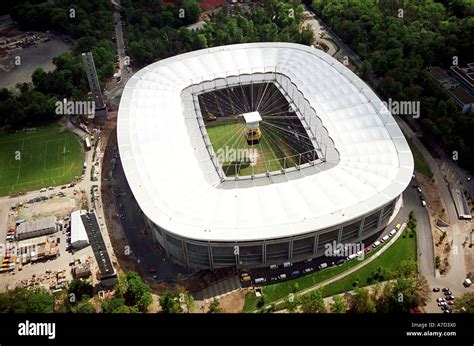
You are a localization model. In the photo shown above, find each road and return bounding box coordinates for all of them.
[303,10,337,57]
[396,116,472,312]
[106,0,131,107]
[304,6,362,67]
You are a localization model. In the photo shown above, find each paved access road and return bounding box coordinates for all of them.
[396,116,472,312]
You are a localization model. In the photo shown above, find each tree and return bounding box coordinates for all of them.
[300,289,326,313]
[453,292,474,313]
[284,294,299,313]
[179,0,202,25]
[208,298,222,313]
[68,279,93,303]
[348,288,376,313]
[330,295,347,313]
[102,297,127,313]
[115,272,152,312]
[179,290,195,313]
[159,293,183,313]
[70,297,96,313]
[28,289,55,313]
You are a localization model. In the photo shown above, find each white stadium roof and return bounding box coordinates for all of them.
[117,42,414,242]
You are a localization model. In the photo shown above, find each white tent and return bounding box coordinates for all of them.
[70,210,89,249]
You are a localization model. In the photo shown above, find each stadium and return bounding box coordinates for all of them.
[117,42,414,270]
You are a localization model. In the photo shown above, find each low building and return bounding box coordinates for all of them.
[448,86,474,113]
[72,263,92,279]
[451,63,474,94]
[427,64,474,113]
[16,216,57,241]
[17,236,59,263]
[70,210,89,250]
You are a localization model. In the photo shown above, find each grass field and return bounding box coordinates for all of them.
[242,226,417,312]
[407,138,433,178]
[206,120,300,176]
[0,124,84,196]
[320,227,417,298]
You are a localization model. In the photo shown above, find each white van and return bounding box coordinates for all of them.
[318,262,328,270]
[421,200,427,207]
[381,235,390,243]
[283,262,292,268]
[278,273,287,280]
[254,277,267,284]
[389,229,397,237]
[347,253,357,261]
[372,241,381,248]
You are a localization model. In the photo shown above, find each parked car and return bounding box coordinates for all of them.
[432,287,440,292]
[442,287,450,292]
[303,267,313,273]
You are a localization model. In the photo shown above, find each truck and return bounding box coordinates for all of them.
[464,278,472,287]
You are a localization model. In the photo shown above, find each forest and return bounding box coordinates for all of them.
[312,0,474,171]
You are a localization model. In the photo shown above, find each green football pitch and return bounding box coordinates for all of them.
[206,121,301,176]
[0,124,84,196]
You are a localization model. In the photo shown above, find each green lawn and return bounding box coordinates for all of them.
[243,226,417,312]
[407,138,433,178]
[242,244,386,312]
[0,124,84,196]
[320,228,417,298]
[206,120,301,176]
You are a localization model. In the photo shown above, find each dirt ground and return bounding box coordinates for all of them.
[15,192,85,221]
[218,289,246,313]
[417,174,452,273]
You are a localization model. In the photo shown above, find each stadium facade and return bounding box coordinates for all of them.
[117,43,414,270]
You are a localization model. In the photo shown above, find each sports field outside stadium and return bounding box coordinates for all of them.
[0,124,84,196]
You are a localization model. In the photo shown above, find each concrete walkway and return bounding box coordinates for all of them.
[257,223,407,311]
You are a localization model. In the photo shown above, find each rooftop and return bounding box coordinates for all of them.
[117,43,414,242]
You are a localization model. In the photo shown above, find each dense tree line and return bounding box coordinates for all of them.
[312,0,474,172]
[122,0,314,66]
[282,260,430,313]
[0,272,153,313]
[0,0,115,130]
